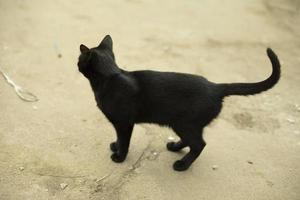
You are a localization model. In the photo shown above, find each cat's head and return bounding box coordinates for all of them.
[77,35,116,79]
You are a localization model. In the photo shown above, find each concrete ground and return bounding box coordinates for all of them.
[0,0,299,199]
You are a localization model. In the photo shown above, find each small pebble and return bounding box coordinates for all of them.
[212,165,218,170]
[32,105,38,110]
[147,150,159,161]
[295,104,300,112]
[60,183,68,190]
[168,136,175,141]
[286,118,295,124]
[247,161,253,165]
[19,166,25,171]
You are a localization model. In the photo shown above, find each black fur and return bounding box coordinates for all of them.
[77,35,281,171]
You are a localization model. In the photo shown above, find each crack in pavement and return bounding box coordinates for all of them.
[91,136,162,200]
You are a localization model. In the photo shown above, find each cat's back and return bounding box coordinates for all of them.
[130,69,221,105]
[130,70,214,92]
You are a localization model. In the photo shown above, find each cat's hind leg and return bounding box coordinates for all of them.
[172,126,206,171]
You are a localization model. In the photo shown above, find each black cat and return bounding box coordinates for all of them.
[77,35,280,171]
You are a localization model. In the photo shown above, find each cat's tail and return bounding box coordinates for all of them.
[219,48,281,97]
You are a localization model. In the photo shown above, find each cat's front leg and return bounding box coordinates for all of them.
[110,122,134,163]
[167,141,187,152]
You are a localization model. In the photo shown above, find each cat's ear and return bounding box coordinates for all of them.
[98,35,113,50]
[80,44,90,53]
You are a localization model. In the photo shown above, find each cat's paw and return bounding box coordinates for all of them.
[167,142,182,152]
[111,153,126,163]
[110,142,118,152]
[173,160,189,171]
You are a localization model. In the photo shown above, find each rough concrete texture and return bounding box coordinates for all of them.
[0,0,299,199]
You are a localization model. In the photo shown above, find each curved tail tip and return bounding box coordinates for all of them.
[266,47,276,58]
